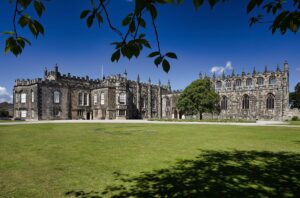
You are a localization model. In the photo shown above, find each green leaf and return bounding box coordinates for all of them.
[29,22,38,37]
[1,31,14,35]
[154,56,163,66]
[87,14,94,28]
[16,38,25,48]
[111,50,121,62]
[149,4,157,19]
[139,18,146,28]
[162,59,170,73]
[33,20,44,35]
[34,0,45,17]
[165,52,177,59]
[247,0,263,13]
[122,14,132,26]
[208,0,218,8]
[18,15,31,28]
[148,51,160,57]
[193,0,204,9]
[80,10,90,19]
[129,21,136,33]
[96,13,103,27]
[19,0,32,9]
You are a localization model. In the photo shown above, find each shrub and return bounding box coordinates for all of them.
[291,116,299,121]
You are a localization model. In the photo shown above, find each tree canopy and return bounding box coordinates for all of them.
[2,0,300,72]
[290,82,300,109]
[177,77,220,119]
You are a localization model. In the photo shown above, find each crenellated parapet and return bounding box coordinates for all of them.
[211,63,289,92]
[14,78,42,86]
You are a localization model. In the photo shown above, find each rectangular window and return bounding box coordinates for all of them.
[15,93,20,103]
[100,93,105,105]
[83,93,87,106]
[94,94,97,105]
[31,110,34,118]
[21,110,27,118]
[31,91,34,103]
[119,110,126,116]
[119,93,126,105]
[54,91,60,104]
[79,93,83,105]
[21,93,26,104]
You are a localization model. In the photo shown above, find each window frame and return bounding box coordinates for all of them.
[119,93,126,105]
[21,93,26,104]
[266,93,275,109]
[53,91,60,104]
[242,95,250,110]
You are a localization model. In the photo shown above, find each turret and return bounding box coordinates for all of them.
[44,67,48,77]
[284,61,289,72]
[276,64,281,72]
[221,70,225,79]
[199,72,202,79]
[264,65,268,74]
[242,68,245,76]
[137,74,140,83]
[167,80,171,93]
[124,68,127,79]
[212,72,216,80]
[252,67,256,75]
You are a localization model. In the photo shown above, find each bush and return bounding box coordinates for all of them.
[0,109,9,117]
[291,116,299,121]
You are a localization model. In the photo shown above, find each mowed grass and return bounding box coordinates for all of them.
[0,124,300,197]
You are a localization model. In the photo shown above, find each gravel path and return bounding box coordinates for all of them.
[0,119,299,128]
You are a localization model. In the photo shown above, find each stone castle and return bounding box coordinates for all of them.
[13,62,293,121]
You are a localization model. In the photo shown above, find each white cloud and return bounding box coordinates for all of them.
[210,61,233,75]
[0,86,12,103]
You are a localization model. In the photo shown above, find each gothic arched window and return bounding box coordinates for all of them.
[257,77,264,86]
[242,94,250,109]
[53,91,60,104]
[216,81,222,89]
[246,78,252,86]
[269,76,276,85]
[221,96,228,110]
[266,93,275,109]
[235,79,242,87]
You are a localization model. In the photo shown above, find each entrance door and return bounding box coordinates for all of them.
[87,112,90,120]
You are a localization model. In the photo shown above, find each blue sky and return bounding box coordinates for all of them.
[0,0,299,102]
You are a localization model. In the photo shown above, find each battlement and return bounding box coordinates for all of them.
[14,78,42,86]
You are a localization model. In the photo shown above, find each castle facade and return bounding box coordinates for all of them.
[13,62,291,121]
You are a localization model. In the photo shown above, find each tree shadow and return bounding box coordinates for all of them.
[65,150,300,198]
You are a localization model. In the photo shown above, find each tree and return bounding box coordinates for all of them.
[177,77,220,120]
[2,0,300,72]
[290,82,300,109]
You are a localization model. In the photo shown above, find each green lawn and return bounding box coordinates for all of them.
[0,124,300,198]
[289,121,300,125]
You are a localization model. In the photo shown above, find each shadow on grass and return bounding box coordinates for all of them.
[65,150,300,198]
